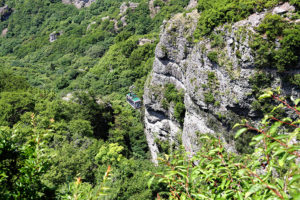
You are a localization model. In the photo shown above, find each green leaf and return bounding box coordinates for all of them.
[253,134,264,141]
[269,122,281,135]
[193,194,208,199]
[273,148,285,156]
[233,123,241,129]
[278,159,284,167]
[294,98,300,106]
[235,128,248,138]
[238,169,246,176]
[290,174,300,185]
[147,176,155,189]
[273,135,289,140]
[258,91,273,100]
[291,192,300,200]
[245,184,263,198]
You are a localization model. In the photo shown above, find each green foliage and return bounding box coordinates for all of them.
[202,71,219,105]
[1,0,299,199]
[290,74,300,87]
[174,101,185,125]
[95,143,124,164]
[207,51,218,63]
[108,100,149,159]
[58,166,112,200]
[121,38,138,58]
[256,14,286,40]
[0,70,30,92]
[0,119,50,199]
[163,84,186,124]
[154,0,165,7]
[106,159,164,200]
[164,84,181,103]
[204,91,215,104]
[214,100,220,107]
[150,92,300,199]
[194,0,281,38]
[251,16,300,71]
[249,71,272,95]
[0,91,35,126]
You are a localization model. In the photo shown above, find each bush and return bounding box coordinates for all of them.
[251,18,300,71]
[195,0,281,37]
[164,84,180,103]
[149,91,300,199]
[290,74,300,87]
[207,51,218,63]
[174,101,185,125]
[249,72,272,95]
[164,84,185,124]
[204,91,215,104]
[153,0,165,7]
[256,14,286,40]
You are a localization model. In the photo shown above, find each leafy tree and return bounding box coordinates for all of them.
[95,143,124,164]
[0,116,51,199]
[0,91,35,126]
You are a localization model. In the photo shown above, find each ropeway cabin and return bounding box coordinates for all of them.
[126,92,141,109]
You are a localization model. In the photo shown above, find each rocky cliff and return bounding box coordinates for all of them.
[143,5,299,163]
[62,0,95,8]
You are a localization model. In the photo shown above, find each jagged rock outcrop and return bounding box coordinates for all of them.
[120,2,139,15]
[144,5,299,164]
[100,2,139,31]
[0,5,12,21]
[186,0,198,10]
[273,2,295,14]
[87,21,96,31]
[139,38,153,46]
[149,0,169,18]
[118,2,139,28]
[62,0,95,9]
[49,31,63,42]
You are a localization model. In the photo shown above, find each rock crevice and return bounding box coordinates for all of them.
[143,5,299,163]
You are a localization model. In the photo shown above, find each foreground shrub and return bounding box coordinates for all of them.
[149,90,300,199]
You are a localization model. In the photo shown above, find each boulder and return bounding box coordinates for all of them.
[273,2,295,14]
[0,5,12,21]
[62,0,95,9]
[49,31,63,42]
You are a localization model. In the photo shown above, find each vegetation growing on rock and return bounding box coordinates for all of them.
[0,0,299,199]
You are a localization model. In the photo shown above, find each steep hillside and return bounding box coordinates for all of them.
[144,2,300,163]
[0,0,299,199]
[0,0,191,199]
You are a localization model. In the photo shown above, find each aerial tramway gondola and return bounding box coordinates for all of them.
[126,92,141,109]
[126,86,141,109]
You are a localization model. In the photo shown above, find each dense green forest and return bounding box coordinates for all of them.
[0,0,189,198]
[0,0,299,199]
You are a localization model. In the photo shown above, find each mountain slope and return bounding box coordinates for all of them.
[144,2,300,163]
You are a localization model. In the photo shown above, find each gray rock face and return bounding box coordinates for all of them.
[62,0,95,9]
[139,38,153,46]
[143,8,299,163]
[120,2,139,15]
[0,5,12,21]
[49,31,63,42]
[272,2,295,14]
[149,0,169,18]
[186,0,198,10]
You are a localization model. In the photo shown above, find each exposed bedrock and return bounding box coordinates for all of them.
[143,5,299,163]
